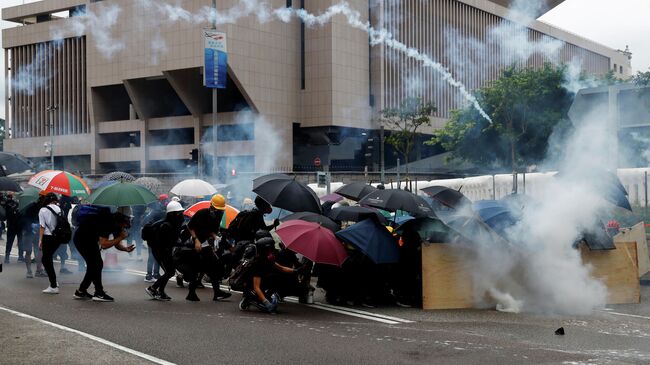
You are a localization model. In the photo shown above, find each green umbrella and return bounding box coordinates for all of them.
[87,181,157,207]
[17,187,41,212]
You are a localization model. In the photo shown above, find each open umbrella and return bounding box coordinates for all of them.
[134,177,162,193]
[0,177,21,192]
[473,200,519,236]
[28,170,90,197]
[420,186,471,209]
[281,212,340,232]
[100,171,136,182]
[319,193,343,203]
[359,189,433,217]
[92,180,117,191]
[0,152,34,176]
[439,212,510,247]
[555,170,632,211]
[335,219,400,264]
[170,179,217,197]
[396,217,461,243]
[87,181,157,207]
[183,201,240,229]
[253,173,321,214]
[276,220,347,267]
[16,187,40,211]
[335,182,377,201]
[327,206,388,225]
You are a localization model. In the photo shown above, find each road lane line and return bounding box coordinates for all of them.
[599,310,650,320]
[0,305,176,365]
[308,301,416,323]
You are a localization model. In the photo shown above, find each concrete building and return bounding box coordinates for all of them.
[1,0,632,177]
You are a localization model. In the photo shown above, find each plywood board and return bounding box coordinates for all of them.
[421,243,474,310]
[581,242,640,305]
[614,222,650,277]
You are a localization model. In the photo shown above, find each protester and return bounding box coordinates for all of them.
[38,193,64,294]
[185,194,231,302]
[21,199,43,278]
[227,196,279,243]
[131,204,146,262]
[55,195,74,275]
[142,195,168,282]
[72,206,134,302]
[144,201,185,301]
[3,193,23,263]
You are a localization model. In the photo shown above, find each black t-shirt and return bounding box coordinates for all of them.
[187,208,223,243]
[73,214,123,247]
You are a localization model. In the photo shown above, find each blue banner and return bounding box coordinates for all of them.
[204,30,227,89]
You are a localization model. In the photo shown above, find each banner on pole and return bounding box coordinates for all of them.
[204,29,228,89]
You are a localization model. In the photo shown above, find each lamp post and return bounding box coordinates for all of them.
[46,105,57,169]
[211,0,219,181]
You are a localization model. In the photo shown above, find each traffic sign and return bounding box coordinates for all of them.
[314,157,321,167]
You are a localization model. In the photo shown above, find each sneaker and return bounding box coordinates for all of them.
[42,286,59,294]
[26,272,34,278]
[3,257,9,264]
[35,270,48,278]
[60,268,73,275]
[175,276,185,288]
[213,290,232,301]
[156,292,172,301]
[396,300,413,308]
[153,273,161,280]
[186,292,200,302]
[145,286,158,299]
[92,292,114,302]
[144,274,156,283]
[73,290,93,300]
[17,257,25,263]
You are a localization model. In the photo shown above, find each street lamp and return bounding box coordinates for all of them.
[46,105,58,169]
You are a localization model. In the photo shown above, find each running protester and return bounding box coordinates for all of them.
[72,206,134,302]
[38,193,63,294]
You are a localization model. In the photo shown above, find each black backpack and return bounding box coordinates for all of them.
[141,219,165,242]
[228,244,258,291]
[45,206,72,244]
[227,209,258,242]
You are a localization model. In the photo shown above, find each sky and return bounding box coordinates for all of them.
[0,0,649,120]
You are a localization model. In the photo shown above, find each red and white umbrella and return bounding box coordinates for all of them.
[28,170,91,197]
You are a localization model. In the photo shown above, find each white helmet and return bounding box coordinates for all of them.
[166,201,184,213]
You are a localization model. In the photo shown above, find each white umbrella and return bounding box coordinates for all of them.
[170,179,217,197]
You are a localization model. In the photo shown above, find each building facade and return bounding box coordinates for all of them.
[2,0,632,176]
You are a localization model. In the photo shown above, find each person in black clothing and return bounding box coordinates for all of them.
[186,194,231,302]
[144,201,185,301]
[72,207,135,302]
[20,200,44,278]
[228,196,279,243]
[3,193,23,263]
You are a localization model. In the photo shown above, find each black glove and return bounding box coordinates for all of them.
[273,218,280,227]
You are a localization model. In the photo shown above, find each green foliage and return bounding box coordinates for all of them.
[380,97,436,176]
[428,64,573,170]
[633,68,650,86]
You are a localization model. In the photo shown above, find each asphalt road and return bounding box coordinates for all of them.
[2,247,650,365]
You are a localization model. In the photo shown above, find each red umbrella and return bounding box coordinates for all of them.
[275,220,348,267]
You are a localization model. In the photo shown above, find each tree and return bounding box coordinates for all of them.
[633,68,650,86]
[428,64,573,171]
[379,97,436,181]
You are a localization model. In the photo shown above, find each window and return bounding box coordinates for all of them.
[620,65,623,74]
[286,0,292,7]
[217,123,255,141]
[613,63,617,71]
[300,0,305,90]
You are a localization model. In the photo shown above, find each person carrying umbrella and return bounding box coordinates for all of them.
[3,193,23,263]
[144,201,185,301]
[185,194,232,302]
[72,206,135,302]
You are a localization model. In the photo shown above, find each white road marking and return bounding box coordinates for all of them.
[0,305,176,365]
[600,310,650,320]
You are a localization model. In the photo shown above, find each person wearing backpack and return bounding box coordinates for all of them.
[144,201,185,301]
[227,196,279,244]
[38,193,65,294]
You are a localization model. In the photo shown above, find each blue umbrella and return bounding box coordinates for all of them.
[472,200,519,236]
[335,219,400,264]
[394,214,415,225]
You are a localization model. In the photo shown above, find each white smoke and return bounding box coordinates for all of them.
[12,45,51,95]
[630,132,650,163]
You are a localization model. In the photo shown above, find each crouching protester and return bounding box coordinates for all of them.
[184,194,232,302]
[232,235,301,314]
[72,206,134,302]
[143,201,185,301]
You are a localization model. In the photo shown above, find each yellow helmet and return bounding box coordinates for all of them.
[210,194,226,210]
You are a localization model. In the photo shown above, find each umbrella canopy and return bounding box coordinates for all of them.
[0,152,34,176]
[440,212,510,247]
[87,181,157,207]
[183,201,240,229]
[17,187,40,212]
[420,185,471,209]
[319,193,343,203]
[396,217,460,243]
[276,220,348,267]
[134,177,162,193]
[335,182,377,201]
[281,212,340,232]
[0,177,21,192]
[253,173,321,214]
[28,170,90,197]
[170,179,217,197]
[359,189,434,217]
[336,218,400,264]
[100,171,136,182]
[327,206,388,225]
[473,200,519,236]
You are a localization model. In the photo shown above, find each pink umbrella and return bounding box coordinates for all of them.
[275,220,348,267]
[319,193,343,203]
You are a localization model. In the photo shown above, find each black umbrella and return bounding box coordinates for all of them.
[420,186,471,209]
[396,217,461,243]
[335,182,377,201]
[358,189,434,217]
[282,212,340,232]
[0,152,33,176]
[0,177,21,192]
[253,173,322,214]
[101,171,136,182]
[328,205,388,225]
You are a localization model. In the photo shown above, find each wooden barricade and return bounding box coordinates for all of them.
[614,222,649,277]
[579,241,640,304]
